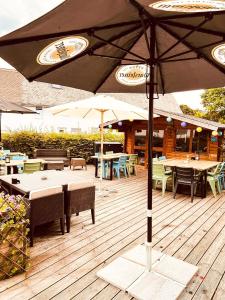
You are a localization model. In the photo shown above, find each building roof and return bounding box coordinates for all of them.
[0,69,182,113]
[154,109,225,131]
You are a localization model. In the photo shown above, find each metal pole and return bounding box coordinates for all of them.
[100,110,104,188]
[146,22,156,272]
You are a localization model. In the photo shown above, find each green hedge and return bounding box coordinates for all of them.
[2,131,124,162]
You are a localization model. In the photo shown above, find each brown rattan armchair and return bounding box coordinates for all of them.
[65,182,95,233]
[29,186,65,246]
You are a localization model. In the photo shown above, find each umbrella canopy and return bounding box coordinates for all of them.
[0,0,224,273]
[0,99,36,141]
[0,99,35,114]
[48,95,149,185]
[48,95,149,120]
[0,0,224,93]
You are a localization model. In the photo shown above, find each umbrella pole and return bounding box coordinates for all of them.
[100,110,104,190]
[146,23,156,272]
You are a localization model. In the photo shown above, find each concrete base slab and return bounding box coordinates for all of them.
[97,257,145,291]
[122,244,164,266]
[127,271,185,300]
[97,245,198,299]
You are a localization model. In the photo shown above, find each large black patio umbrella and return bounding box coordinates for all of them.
[0,0,225,280]
[0,99,36,141]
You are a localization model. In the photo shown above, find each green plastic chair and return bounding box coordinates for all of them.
[23,162,42,174]
[207,163,222,197]
[218,162,225,190]
[153,163,173,196]
[126,154,138,176]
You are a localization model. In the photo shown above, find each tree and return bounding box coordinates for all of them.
[180,104,195,115]
[201,88,225,124]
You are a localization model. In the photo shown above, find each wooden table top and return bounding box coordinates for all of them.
[159,159,220,171]
[0,170,90,194]
[91,153,131,160]
[0,158,45,167]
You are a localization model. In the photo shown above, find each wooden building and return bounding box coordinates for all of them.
[107,109,225,165]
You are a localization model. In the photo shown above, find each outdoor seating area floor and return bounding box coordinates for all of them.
[0,165,225,300]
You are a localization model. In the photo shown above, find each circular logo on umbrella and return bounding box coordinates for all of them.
[212,44,225,66]
[150,0,225,12]
[37,36,89,65]
[116,65,150,86]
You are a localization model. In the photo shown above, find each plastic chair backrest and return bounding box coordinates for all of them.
[129,154,138,163]
[153,157,158,162]
[213,163,222,175]
[23,162,41,174]
[153,163,165,176]
[119,156,128,165]
[158,156,166,161]
[3,150,10,155]
[106,151,113,155]
[175,167,194,182]
[12,155,25,160]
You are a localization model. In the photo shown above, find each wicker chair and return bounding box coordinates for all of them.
[28,186,65,246]
[65,182,95,233]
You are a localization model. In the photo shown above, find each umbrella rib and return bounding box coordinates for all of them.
[82,108,93,119]
[91,53,144,63]
[158,17,211,60]
[28,23,143,82]
[161,20,225,38]
[111,110,119,120]
[0,20,143,46]
[161,39,225,61]
[93,29,145,93]
[92,32,146,61]
[159,22,225,75]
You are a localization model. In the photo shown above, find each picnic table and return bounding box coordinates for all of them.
[0,158,45,174]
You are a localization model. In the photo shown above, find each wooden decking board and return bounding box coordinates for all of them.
[212,272,225,299]
[0,166,224,300]
[154,194,225,254]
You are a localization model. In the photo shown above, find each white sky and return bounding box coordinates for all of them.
[0,0,203,110]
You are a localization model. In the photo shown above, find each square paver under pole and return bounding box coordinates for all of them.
[97,245,198,300]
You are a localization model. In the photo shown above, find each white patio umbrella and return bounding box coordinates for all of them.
[48,95,149,188]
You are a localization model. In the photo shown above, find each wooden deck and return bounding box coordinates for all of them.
[1,166,225,300]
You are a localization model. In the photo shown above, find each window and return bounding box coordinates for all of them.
[192,129,208,153]
[135,130,146,146]
[153,130,164,147]
[175,129,191,152]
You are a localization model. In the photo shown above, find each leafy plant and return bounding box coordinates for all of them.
[0,193,30,280]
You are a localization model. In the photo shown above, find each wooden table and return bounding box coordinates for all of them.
[91,153,130,180]
[0,159,45,174]
[160,159,220,198]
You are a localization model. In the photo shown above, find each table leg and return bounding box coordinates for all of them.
[110,159,113,180]
[95,159,98,178]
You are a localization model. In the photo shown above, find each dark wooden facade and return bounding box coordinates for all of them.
[110,116,225,165]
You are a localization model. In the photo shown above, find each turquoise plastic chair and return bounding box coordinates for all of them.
[218,162,225,190]
[95,152,108,178]
[158,156,166,161]
[113,156,128,179]
[153,163,173,196]
[207,163,222,197]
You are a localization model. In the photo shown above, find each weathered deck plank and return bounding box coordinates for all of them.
[0,166,224,300]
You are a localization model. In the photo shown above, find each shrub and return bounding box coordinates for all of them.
[0,193,30,280]
[2,131,124,161]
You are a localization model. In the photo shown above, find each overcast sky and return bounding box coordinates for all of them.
[0,0,203,109]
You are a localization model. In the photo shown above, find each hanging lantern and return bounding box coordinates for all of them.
[118,121,122,126]
[218,131,223,136]
[196,127,203,133]
[166,117,172,123]
[181,121,187,127]
[108,124,112,129]
[212,130,218,136]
